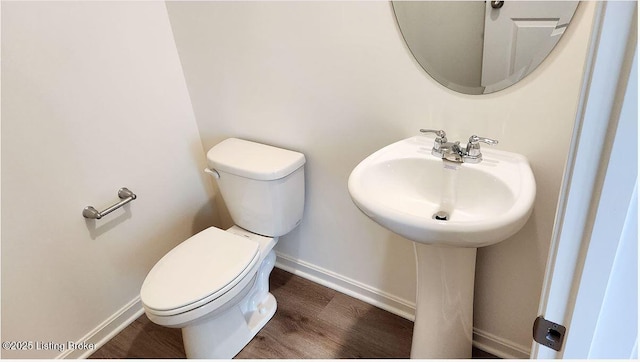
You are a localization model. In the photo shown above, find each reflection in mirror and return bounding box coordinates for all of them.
[392,1,579,95]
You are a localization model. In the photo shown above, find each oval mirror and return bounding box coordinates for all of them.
[392,1,579,95]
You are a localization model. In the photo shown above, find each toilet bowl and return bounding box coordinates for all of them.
[140,138,305,358]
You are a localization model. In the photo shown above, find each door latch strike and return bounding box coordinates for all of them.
[533,316,566,352]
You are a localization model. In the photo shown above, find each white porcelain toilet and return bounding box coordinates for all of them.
[140,138,305,358]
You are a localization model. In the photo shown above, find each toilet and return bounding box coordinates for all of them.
[140,138,305,358]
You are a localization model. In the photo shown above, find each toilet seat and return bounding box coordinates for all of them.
[141,227,260,316]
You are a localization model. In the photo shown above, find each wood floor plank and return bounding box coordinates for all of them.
[89,268,497,359]
[238,270,361,358]
[316,293,413,358]
[89,314,184,359]
[238,310,346,359]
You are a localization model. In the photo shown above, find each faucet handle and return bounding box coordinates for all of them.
[464,135,498,163]
[420,129,447,158]
[419,129,447,143]
[468,135,498,146]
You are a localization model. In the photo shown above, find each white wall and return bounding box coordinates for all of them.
[165,1,596,356]
[1,2,215,358]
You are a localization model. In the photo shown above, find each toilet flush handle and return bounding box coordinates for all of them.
[204,168,220,179]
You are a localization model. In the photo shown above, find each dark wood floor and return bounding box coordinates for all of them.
[90,268,497,359]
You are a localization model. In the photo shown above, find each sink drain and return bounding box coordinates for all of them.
[432,211,449,221]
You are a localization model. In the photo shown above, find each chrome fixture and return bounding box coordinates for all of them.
[490,1,505,9]
[464,135,499,163]
[83,187,136,219]
[419,129,498,163]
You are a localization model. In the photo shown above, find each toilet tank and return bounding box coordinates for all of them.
[206,138,305,237]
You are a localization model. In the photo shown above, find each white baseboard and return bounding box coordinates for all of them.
[275,252,416,321]
[58,296,144,359]
[472,328,531,359]
[275,252,532,359]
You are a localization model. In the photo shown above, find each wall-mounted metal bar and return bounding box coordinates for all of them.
[83,187,136,219]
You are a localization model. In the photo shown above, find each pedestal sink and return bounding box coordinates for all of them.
[348,135,535,358]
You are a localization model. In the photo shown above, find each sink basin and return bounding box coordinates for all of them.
[348,136,536,248]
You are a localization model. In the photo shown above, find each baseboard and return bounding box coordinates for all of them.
[473,328,531,359]
[275,252,416,321]
[57,296,144,359]
[275,252,532,359]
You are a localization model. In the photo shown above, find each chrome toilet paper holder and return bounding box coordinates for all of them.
[82,187,136,219]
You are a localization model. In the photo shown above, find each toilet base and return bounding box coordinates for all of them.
[182,292,277,358]
[181,249,278,358]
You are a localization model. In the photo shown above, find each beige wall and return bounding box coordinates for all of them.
[166,1,596,356]
[1,2,215,358]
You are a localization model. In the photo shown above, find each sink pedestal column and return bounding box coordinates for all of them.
[410,243,477,358]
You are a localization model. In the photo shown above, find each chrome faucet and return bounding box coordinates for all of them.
[419,129,498,164]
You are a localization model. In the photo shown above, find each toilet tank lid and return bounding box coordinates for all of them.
[207,138,305,181]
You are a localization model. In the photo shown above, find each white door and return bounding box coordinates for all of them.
[532,2,637,358]
[481,1,579,89]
